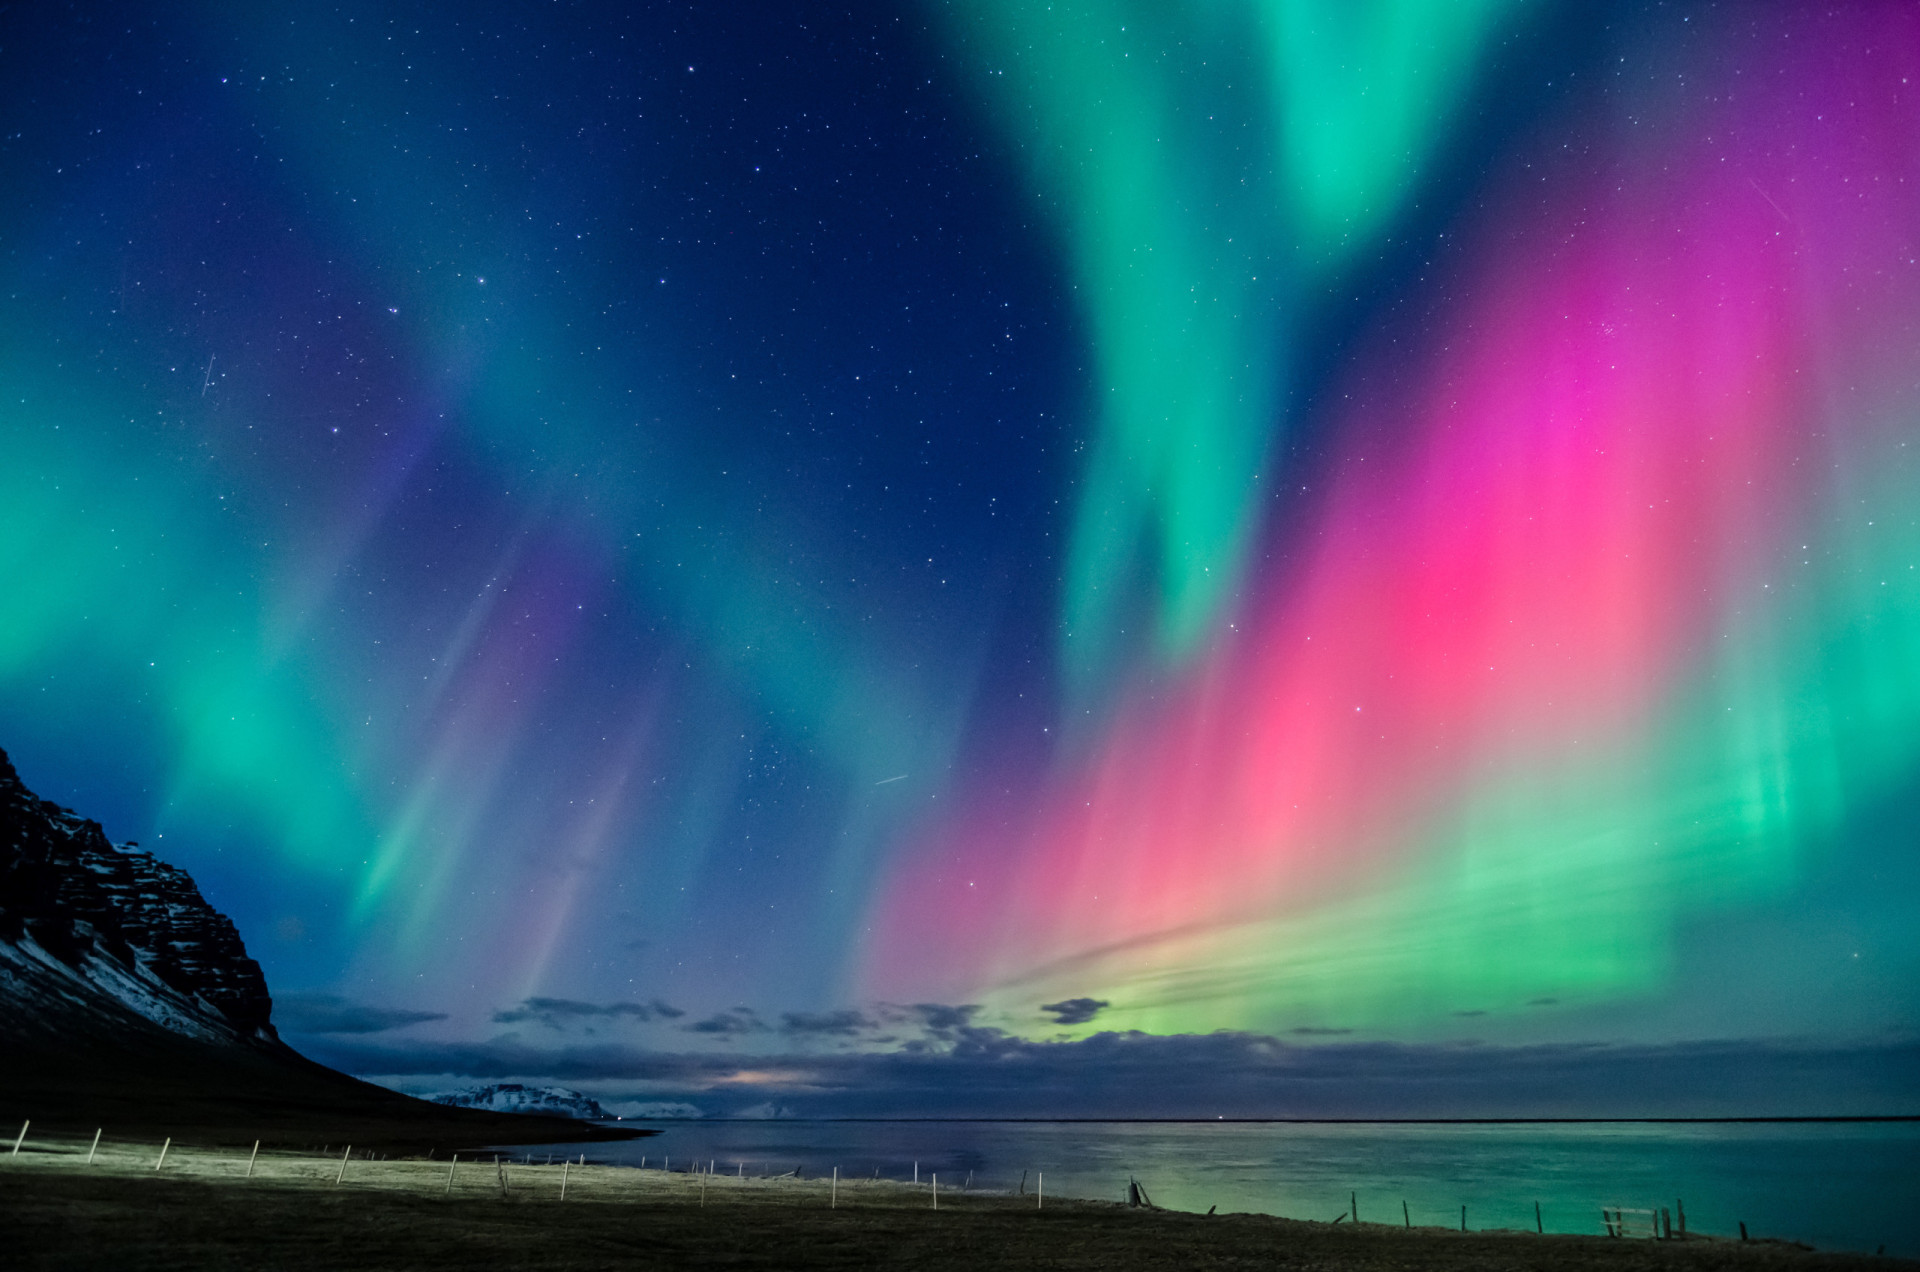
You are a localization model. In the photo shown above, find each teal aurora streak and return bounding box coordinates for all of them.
[1,2,1916,1056]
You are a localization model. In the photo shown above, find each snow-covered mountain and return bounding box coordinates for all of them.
[430,1083,616,1121]
[0,745,658,1148]
[0,746,280,1048]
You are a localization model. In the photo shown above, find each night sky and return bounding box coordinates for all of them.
[4,2,1918,1116]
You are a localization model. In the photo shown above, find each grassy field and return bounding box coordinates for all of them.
[2,1129,1905,1270]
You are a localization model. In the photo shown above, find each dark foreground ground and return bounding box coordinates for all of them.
[2,1144,1906,1272]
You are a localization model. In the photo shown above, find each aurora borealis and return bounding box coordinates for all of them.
[4,2,1918,1110]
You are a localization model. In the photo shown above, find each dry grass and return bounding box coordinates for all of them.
[2,1130,1906,1271]
[5,1132,978,1207]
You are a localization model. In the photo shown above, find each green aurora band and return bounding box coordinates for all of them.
[932,0,1516,697]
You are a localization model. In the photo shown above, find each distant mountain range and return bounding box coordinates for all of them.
[0,746,280,1050]
[430,1083,617,1121]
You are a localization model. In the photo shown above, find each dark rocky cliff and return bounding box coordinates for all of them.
[0,746,277,1043]
[0,744,649,1149]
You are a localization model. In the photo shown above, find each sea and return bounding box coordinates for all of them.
[509,1119,1920,1257]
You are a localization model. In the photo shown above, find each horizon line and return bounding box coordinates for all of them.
[620,1114,1920,1125]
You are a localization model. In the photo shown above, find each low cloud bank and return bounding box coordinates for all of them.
[299,1028,1920,1120]
[275,993,448,1035]
[492,997,684,1027]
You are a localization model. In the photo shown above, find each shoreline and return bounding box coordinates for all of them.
[4,1128,1905,1270]
[534,1114,1920,1125]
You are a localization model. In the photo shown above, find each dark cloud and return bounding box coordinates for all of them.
[1528,998,1561,1007]
[492,996,683,1027]
[908,1003,980,1034]
[1452,1010,1489,1018]
[780,1010,876,1036]
[1040,997,1111,1026]
[274,993,447,1036]
[685,1008,769,1035]
[1290,1027,1354,1036]
[302,1030,1920,1122]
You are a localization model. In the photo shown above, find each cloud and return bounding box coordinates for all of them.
[303,1030,1920,1122]
[685,1008,769,1035]
[274,992,447,1036]
[1290,1027,1354,1036]
[1040,997,1110,1026]
[906,1003,980,1034]
[492,997,684,1027]
[780,1010,876,1036]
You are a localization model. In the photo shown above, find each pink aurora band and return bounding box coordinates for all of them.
[861,10,1920,1038]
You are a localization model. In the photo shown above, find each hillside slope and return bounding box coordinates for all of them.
[0,746,643,1150]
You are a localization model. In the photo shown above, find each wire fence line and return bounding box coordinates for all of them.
[1,1128,1046,1212]
[5,1122,1746,1246]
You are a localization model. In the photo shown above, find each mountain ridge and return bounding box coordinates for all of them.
[0,746,278,1048]
[431,1083,617,1121]
[0,744,651,1150]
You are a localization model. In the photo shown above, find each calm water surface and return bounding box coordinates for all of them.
[514,1120,1919,1257]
